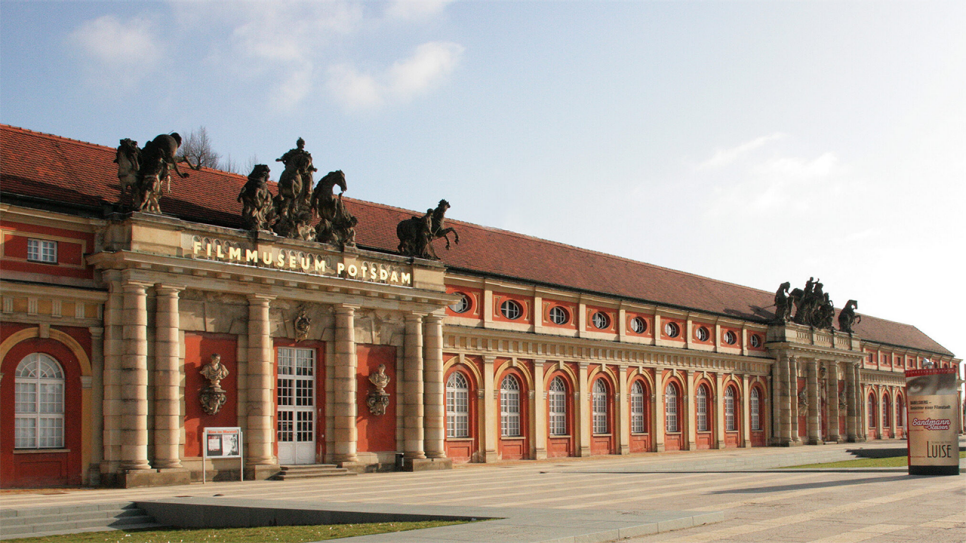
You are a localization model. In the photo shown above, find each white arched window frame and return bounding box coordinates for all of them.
[696,384,709,432]
[750,388,762,431]
[665,383,679,433]
[725,387,737,432]
[868,394,877,428]
[548,376,567,436]
[882,394,891,427]
[592,379,608,434]
[446,372,470,438]
[630,381,646,434]
[15,353,65,449]
[897,396,906,427]
[500,375,521,437]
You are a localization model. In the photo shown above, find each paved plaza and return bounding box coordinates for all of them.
[1,439,964,542]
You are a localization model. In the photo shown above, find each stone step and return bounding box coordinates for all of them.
[0,502,163,541]
[275,464,356,480]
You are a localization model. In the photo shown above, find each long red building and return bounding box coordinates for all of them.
[1,124,960,487]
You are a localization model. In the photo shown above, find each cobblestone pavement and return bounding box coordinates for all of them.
[2,440,963,542]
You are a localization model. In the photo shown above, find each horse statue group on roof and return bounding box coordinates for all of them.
[773,278,858,334]
[396,199,460,260]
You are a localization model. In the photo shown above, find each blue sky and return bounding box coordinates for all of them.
[2,1,964,363]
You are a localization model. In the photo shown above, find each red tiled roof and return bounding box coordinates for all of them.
[0,124,954,357]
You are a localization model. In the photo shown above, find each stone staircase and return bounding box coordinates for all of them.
[0,502,165,540]
[274,464,357,480]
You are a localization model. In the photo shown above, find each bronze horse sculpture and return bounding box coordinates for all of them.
[396,199,460,260]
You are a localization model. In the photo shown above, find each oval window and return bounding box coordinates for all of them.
[630,316,647,334]
[724,331,738,345]
[750,334,762,348]
[501,300,522,320]
[549,306,569,325]
[449,293,471,314]
[664,321,680,338]
[696,326,710,342]
[592,311,610,330]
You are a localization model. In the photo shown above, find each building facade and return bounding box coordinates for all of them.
[1,125,960,488]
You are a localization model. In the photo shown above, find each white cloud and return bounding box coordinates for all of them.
[270,65,315,113]
[67,15,162,88]
[326,64,384,111]
[327,41,464,112]
[384,0,456,21]
[696,132,786,171]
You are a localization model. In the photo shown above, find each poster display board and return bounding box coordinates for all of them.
[202,427,244,483]
[905,368,960,475]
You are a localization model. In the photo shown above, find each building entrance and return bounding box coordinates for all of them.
[277,347,316,465]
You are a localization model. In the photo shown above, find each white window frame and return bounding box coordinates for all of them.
[500,375,521,437]
[15,353,65,449]
[665,383,679,433]
[446,372,470,438]
[592,379,608,434]
[664,322,680,338]
[630,317,647,334]
[724,331,738,345]
[750,388,762,431]
[696,327,709,341]
[868,395,877,428]
[549,377,567,436]
[449,293,471,314]
[725,387,737,432]
[500,300,522,320]
[27,238,58,264]
[696,384,709,432]
[631,381,645,434]
[549,306,569,325]
[592,312,610,330]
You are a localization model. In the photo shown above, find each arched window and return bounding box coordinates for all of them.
[446,372,469,438]
[882,395,891,427]
[897,396,905,427]
[592,379,608,434]
[630,381,646,434]
[15,353,65,449]
[549,376,567,436]
[725,387,737,432]
[665,383,679,433]
[750,388,762,431]
[868,394,877,428]
[500,375,521,437]
[696,384,709,432]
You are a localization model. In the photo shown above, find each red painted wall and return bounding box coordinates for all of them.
[0,327,87,487]
[0,221,95,279]
[183,333,238,458]
[356,344,397,453]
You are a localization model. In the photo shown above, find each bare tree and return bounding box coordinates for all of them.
[178,126,222,170]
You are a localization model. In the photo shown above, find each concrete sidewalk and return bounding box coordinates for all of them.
[1,439,961,543]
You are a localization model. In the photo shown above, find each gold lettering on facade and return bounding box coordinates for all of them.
[188,236,411,286]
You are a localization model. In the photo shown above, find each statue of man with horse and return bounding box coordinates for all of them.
[838,299,861,334]
[115,133,195,214]
[397,199,460,260]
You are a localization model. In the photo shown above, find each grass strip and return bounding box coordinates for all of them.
[12,520,468,543]
[783,450,966,469]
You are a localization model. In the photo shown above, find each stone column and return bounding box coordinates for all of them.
[685,371,696,450]
[403,313,426,461]
[771,355,784,445]
[807,359,820,445]
[577,363,591,457]
[153,285,183,470]
[332,304,360,464]
[101,274,123,475]
[89,326,105,481]
[119,279,152,472]
[714,373,725,449]
[845,362,858,441]
[246,294,277,472]
[790,357,802,444]
[532,359,547,460]
[481,355,498,462]
[618,366,630,455]
[654,369,665,452]
[423,314,445,459]
[827,362,840,442]
[741,374,751,448]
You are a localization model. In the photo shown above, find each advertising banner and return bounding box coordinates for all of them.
[906,368,960,475]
